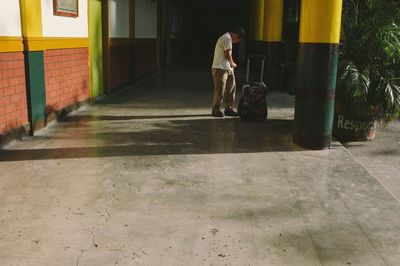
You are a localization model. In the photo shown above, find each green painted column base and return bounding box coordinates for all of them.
[293,43,339,150]
[24,51,46,134]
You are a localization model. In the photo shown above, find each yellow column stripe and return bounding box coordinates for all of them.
[263,0,283,42]
[0,37,24,52]
[19,0,43,38]
[249,0,265,41]
[299,0,343,44]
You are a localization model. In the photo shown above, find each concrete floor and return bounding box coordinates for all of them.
[0,65,400,266]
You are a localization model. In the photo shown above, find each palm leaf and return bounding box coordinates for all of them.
[339,62,369,104]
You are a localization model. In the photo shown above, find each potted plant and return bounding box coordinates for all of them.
[333,0,400,141]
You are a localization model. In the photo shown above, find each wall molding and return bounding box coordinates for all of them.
[23,37,89,51]
[0,37,24,52]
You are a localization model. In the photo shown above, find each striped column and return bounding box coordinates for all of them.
[20,0,47,133]
[293,0,343,150]
[263,0,283,89]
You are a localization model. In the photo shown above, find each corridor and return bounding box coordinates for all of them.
[1,65,400,266]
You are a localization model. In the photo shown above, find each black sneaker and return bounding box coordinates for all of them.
[224,108,238,117]
[211,109,224,117]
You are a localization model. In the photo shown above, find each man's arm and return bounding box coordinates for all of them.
[224,49,237,69]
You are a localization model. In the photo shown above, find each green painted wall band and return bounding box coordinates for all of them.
[25,51,46,122]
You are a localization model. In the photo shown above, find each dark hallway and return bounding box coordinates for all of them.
[180,0,248,64]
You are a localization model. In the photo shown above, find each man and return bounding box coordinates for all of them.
[211,26,245,117]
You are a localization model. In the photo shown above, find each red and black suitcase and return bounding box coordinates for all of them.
[238,55,268,121]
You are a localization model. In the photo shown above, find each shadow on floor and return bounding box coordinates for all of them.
[58,114,212,122]
[0,119,303,162]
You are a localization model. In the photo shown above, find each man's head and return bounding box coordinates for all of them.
[230,26,246,44]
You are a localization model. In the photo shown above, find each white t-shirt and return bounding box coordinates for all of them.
[212,32,232,71]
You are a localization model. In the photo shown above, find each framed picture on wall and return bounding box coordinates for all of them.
[53,0,79,18]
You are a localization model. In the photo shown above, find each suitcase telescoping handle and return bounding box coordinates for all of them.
[246,55,266,82]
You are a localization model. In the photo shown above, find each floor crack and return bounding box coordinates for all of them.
[76,248,87,266]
